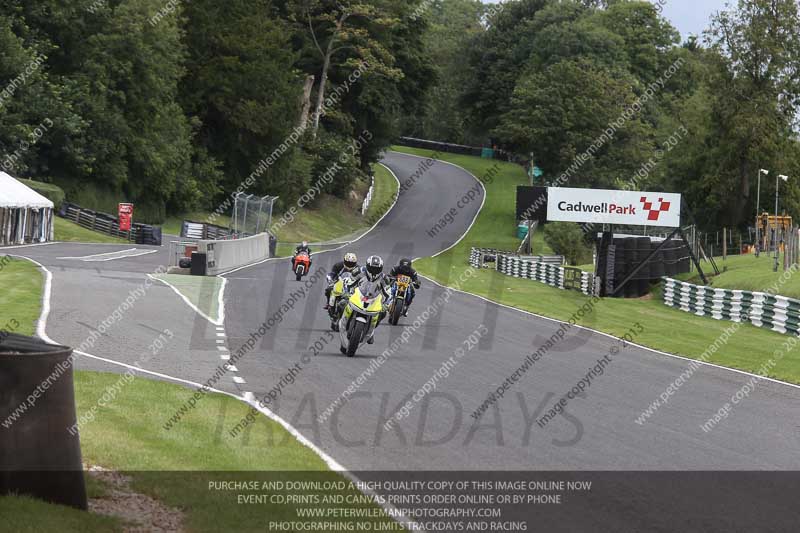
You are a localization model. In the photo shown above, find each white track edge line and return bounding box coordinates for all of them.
[58,247,137,260]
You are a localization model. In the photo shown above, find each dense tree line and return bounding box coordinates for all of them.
[416,0,800,230]
[0,0,432,222]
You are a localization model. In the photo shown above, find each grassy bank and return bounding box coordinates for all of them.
[685,254,800,300]
[275,164,399,257]
[54,217,129,244]
[392,146,800,385]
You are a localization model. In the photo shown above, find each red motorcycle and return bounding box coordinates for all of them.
[293,252,311,282]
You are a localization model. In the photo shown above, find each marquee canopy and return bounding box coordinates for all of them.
[0,172,54,209]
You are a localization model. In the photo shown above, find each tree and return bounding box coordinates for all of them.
[293,0,402,137]
[495,57,654,189]
[181,0,308,208]
[701,0,800,225]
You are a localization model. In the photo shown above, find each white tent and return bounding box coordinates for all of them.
[0,172,55,246]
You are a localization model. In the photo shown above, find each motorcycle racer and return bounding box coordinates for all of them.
[388,258,421,316]
[324,252,359,309]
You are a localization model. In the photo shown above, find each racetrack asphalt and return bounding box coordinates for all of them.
[8,150,800,472]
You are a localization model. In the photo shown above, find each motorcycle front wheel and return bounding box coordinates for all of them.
[347,320,368,357]
[390,299,403,325]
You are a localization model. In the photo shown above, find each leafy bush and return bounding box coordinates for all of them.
[543,222,593,265]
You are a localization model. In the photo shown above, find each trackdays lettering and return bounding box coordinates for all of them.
[557,201,637,215]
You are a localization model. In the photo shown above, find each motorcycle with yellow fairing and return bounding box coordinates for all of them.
[328,271,354,331]
[338,278,384,357]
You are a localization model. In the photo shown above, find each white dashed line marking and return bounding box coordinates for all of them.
[216,333,225,337]
[233,376,246,384]
[217,346,228,351]
[220,354,230,361]
[225,364,239,372]
[216,339,225,344]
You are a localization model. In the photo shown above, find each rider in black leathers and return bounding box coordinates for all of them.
[387,258,421,315]
[292,240,312,269]
[324,252,359,309]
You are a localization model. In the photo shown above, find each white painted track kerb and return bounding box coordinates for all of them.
[58,248,158,261]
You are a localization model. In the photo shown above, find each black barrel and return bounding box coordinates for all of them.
[0,334,87,510]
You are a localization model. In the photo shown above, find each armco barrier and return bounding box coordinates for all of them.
[470,247,595,296]
[662,277,800,336]
[58,202,162,245]
[199,232,270,275]
[181,220,234,240]
[0,334,87,510]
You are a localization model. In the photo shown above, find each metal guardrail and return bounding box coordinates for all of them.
[58,203,161,245]
[662,277,800,336]
[180,220,234,240]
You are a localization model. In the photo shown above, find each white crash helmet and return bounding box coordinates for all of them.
[343,252,358,270]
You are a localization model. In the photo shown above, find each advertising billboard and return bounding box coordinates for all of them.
[546,187,681,227]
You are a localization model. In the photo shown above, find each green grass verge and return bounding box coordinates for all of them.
[0,495,124,532]
[686,254,800,300]
[273,165,399,257]
[0,258,43,336]
[392,146,800,385]
[74,371,397,532]
[150,274,223,323]
[54,217,129,244]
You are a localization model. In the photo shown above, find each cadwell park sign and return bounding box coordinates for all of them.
[547,187,682,227]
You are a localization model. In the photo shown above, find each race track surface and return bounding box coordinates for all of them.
[10,150,800,471]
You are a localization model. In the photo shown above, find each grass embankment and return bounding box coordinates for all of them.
[391,146,800,385]
[0,260,396,531]
[684,254,800,300]
[274,163,398,257]
[54,217,129,244]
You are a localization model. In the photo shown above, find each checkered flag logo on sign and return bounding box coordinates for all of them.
[640,197,671,221]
